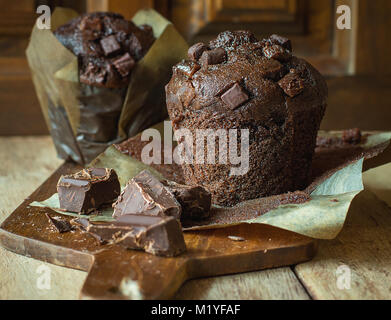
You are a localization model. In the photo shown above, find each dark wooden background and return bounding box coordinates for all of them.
[0,0,390,136]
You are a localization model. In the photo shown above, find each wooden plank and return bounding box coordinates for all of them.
[174,267,310,300]
[294,190,391,299]
[0,136,86,300]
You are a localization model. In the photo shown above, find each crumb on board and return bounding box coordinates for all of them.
[228,235,246,242]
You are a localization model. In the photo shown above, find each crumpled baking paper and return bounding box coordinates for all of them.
[30,131,391,240]
[26,7,188,164]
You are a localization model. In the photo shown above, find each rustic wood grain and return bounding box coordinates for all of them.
[0,136,316,300]
[294,190,391,300]
[1,136,391,300]
[174,267,310,300]
[0,136,86,300]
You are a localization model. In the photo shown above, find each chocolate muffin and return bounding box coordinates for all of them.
[165,31,328,206]
[54,12,155,88]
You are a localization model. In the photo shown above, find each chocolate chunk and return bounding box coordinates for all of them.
[257,58,286,81]
[269,34,292,51]
[87,215,187,256]
[163,181,211,219]
[342,128,361,145]
[46,213,73,233]
[57,168,121,214]
[221,83,249,109]
[199,48,227,68]
[278,70,305,97]
[175,60,200,79]
[100,35,121,56]
[263,44,292,62]
[188,42,208,61]
[112,53,135,77]
[112,170,181,220]
[79,61,107,85]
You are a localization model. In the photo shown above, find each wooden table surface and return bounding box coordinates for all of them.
[1,136,390,300]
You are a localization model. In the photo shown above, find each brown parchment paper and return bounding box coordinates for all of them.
[30,130,391,240]
[26,7,188,164]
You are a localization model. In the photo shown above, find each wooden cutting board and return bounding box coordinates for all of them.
[0,162,317,300]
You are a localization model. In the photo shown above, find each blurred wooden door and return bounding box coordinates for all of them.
[0,0,85,135]
[0,0,390,136]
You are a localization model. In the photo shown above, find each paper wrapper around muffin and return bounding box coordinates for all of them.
[30,126,391,240]
[26,7,188,164]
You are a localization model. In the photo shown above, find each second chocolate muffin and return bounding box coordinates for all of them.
[165,31,328,207]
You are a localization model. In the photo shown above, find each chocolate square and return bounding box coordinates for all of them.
[100,35,121,56]
[269,34,292,51]
[57,168,121,214]
[199,48,227,68]
[112,53,135,77]
[112,170,181,219]
[188,42,208,61]
[163,180,211,220]
[221,83,249,109]
[278,71,305,97]
[263,44,291,62]
[86,215,187,257]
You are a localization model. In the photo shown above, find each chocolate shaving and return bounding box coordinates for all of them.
[46,213,73,233]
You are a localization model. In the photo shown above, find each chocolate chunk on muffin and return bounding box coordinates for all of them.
[54,12,155,88]
[166,31,328,206]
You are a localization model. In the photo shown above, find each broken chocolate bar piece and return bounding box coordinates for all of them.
[263,44,291,62]
[269,34,292,51]
[57,168,120,214]
[163,181,211,219]
[87,215,186,257]
[100,35,121,56]
[45,213,73,233]
[188,42,208,61]
[199,47,227,68]
[112,52,135,77]
[278,70,305,97]
[342,128,361,144]
[221,82,249,109]
[112,170,181,219]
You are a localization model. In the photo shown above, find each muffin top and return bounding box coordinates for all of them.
[166,31,328,125]
[54,12,155,88]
